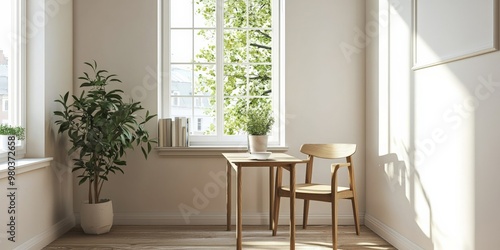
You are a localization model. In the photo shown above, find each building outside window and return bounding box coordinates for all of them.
[0,51,8,123]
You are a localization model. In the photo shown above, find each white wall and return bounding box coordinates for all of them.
[34,0,500,248]
[284,0,366,222]
[72,0,366,226]
[0,0,74,249]
[366,0,500,249]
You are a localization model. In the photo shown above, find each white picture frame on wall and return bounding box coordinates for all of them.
[412,0,499,70]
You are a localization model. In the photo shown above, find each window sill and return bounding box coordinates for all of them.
[156,146,289,157]
[0,157,53,179]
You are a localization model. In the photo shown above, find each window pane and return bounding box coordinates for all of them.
[223,97,272,136]
[224,64,247,96]
[249,0,272,28]
[171,65,193,96]
[171,97,193,115]
[224,29,247,63]
[248,64,271,96]
[171,0,193,28]
[194,29,216,63]
[224,0,247,28]
[249,29,272,63]
[194,96,216,135]
[194,64,215,96]
[249,97,272,110]
[0,1,12,124]
[194,0,216,28]
[171,30,192,63]
[223,97,247,135]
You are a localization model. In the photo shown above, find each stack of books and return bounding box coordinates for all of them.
[158,117,190,147]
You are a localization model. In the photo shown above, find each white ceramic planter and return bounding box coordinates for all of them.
[0,135,17,151]
[0,135,10,151]
[80,199,113,234]
[0,135,20,151]
[248,135,268,153]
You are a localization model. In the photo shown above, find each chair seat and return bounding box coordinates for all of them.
[281,183,350,195]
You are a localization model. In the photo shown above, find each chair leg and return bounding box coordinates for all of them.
[302,199,310,229]
[272,194,281,236]
[331,200,338,250]
[351,197,360,235]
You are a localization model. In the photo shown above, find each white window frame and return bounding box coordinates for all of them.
[159,0,284,147]
[0,0,26,161]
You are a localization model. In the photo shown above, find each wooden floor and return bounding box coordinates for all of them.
[44,225,396,250]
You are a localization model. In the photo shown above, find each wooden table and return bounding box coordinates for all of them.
[223,153,303,250]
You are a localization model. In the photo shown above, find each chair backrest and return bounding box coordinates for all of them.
[300,144,356,159]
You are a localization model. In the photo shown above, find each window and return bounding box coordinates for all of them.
[0,0,26,156]
[161,0,283,146]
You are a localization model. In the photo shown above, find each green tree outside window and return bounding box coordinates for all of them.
[175,0,275,136]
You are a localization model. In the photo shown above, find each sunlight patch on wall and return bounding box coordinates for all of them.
[414,66,476,249]
[376,0,477,248]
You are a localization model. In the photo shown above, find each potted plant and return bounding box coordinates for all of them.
[54,61,156,234]
[244,103,274,153]
[0,124,25,151]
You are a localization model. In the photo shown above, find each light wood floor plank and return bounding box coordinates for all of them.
[44,225,396,249]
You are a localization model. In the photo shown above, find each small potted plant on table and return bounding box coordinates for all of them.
[243,103,274,154]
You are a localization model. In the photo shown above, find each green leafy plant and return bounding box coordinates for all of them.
[0,124,25,140]
[54,61,156,204]
[244,104,274,135]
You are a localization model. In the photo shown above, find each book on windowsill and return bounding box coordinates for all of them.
[158,118,172,147]
[158,117,189,147]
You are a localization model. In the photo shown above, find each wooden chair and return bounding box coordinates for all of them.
[272,144,360,249]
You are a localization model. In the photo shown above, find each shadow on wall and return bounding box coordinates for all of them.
[378,153,434,250]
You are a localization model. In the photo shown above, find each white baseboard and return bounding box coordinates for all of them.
[365,214,424,250]
[75,212,363,226]
[15,215,75,250]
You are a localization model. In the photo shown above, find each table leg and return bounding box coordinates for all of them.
[273,167,283,236]
[237,165,242,250]
[226,161,232,231]
[269,166,275,230]
[289,164,296,250]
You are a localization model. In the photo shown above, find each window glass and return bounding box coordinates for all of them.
[0,1,13,125]
[166,0,280,145]
[0,0,26,158]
